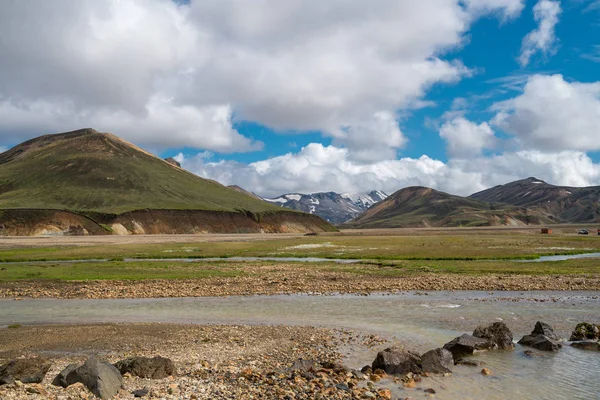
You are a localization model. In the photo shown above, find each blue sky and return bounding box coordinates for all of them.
[176,0,599,166]
[1,0,599,197]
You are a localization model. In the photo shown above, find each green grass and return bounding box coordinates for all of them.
[7,323,22,329]
[0,261,244,281]
[1,234,598,262]
[0,257,599,282]
[0,130,282,214]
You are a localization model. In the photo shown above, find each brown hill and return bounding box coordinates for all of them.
[470,177,600,223]
[0,128,336,235]
[342,186,549,229]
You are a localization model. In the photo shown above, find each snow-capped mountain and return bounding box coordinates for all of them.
[264,190,388,225]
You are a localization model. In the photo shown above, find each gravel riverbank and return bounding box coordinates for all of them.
[1,269,599,299]
[0,323,394,400]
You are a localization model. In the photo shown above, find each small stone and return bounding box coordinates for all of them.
[132,388,149,397]
[481,368,492,376]
[377,388,392,400]
[424,388,436,394]
[335,383,350,391]
[403,378,416,388]
[26,383,48,396]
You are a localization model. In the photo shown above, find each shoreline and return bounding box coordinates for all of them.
[0,323,389,399]
[2,272,600,299]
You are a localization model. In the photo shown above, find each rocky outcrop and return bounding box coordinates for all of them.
[0,358,51,385]
[518,322,562,351]
[371,347,422,375]
[472,322,514,350]
[163,157,181,168]
[420,348,453,374]
[54,357,122,399]
[114,356,175,379]
[443,334,493,358]
[569,323,600,341]
[532,321,560,340]
[518,335,562,351]
[570,341,600,351]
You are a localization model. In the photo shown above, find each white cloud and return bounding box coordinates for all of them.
[0,0,523,154]
[519,0,562,66]
[178,143,600,197]
[463,0,525,19]
[0,98,261,152]
[439,117,496,158]
[492,74,600,152]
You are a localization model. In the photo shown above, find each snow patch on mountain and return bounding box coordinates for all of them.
[263,190,388,225]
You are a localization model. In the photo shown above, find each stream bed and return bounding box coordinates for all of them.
[1,291,599,399]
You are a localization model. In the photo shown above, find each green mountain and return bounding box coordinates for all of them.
[0,129,335,235]
[342,186,549,229]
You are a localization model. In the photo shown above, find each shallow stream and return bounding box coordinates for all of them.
[1,291,599,399]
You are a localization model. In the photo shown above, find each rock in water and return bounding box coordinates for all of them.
[473,322,515,349]
[421,348,453,374]
[532,321,560,340]
[570,341,600,351]
[59,357,122,399]
[443,334,493,358]
[0,358,51,385]
[518,335,562,351]
[114,356,175,379]
[518,322,562,352]
[371,347,422,375]
[569,323,600,341]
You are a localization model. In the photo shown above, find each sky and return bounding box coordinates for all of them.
[0,0,599,197]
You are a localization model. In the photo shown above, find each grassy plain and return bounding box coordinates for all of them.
[0,229,599,262]
[0,227,599,282]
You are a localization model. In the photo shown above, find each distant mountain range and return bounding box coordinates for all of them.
[469,177,600,223]
[342,178,600,229]
[263,190,388,225]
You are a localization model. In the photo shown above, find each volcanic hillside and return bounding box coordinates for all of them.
[470,177,600,223]
[0,129,335,235]
[342,186,550,229]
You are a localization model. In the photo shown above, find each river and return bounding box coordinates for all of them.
[1,290,599,399]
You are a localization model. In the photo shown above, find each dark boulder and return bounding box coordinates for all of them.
[532,321,560,340]
[52,363,78,387]
[569,323,600,342]
[372,347,422,375]
[443,334,493,358]
[421,348,453,374]
[570,341,600,351]
[0,358,51,385]
[473,322,515,350]
[56,357,122,399]
[518,335,562,351]
[114,356,175,379]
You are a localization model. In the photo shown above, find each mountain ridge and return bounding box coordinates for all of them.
[342,186,549,229]
[264,190,388,224]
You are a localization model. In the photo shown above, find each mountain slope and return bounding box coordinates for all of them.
[343,186,548,229]
[470,177,600,223]
[0,129,336,235]
[264,190,388,224]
